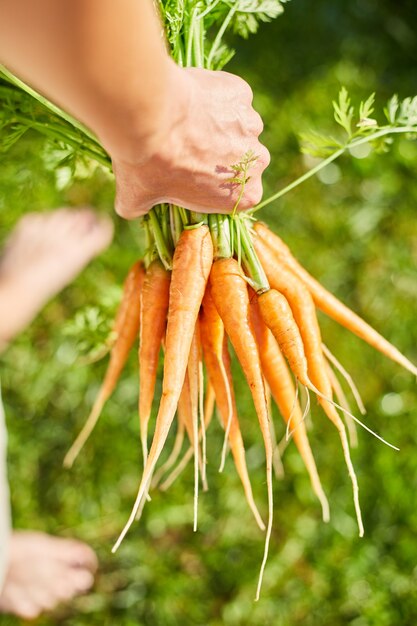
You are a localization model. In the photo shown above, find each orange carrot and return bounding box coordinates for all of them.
[209,257,273,601]
[113,225,213,551]
[200,289,265,530]
[250,295,329,521]
[254,237,364,535]
[254,235,325,385]
[257,288,310,387]
[254,222,417,377]
[177,370,194,447]
[138,260,171,462]
[255,236,394,442]
[64,260,145,468]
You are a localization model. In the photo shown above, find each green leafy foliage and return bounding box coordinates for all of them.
[298,130,342,158]
[159,0,185,49]
[385,94,417,127]
[228,149,258,185]
[333,86,355,136]
[300,88,417,161]
[62,306,116,364]
[0,71,111,170]
[219,0,287,38]
[159,0,288,69]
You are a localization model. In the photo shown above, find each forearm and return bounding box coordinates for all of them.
[0,1,270,217]
[0,0,176,162]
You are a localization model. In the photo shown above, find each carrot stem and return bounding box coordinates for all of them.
[253,126,417,213]
[149,208,172,270]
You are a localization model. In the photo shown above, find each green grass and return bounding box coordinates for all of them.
[1,0,417,623]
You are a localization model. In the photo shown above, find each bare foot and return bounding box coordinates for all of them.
[0,531,98,620]
[0,207,113,347]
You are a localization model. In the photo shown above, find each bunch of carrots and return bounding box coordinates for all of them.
[63,201,417,599]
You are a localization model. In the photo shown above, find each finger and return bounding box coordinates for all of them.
[202,68,254,104]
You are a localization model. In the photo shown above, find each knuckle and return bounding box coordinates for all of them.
[228,73,253,102]
[255,144,270,169]
[240,80,254,103]
[261,145,271,168]
[253,111,264,135]
[244,109,264,136]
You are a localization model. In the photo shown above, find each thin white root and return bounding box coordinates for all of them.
[276,389,329,522]
[312,473,330,523]
[141,435,148,469]
[277,433,289,458]
[308,379,399,451]
[265,383,284,479]
[112,469,154,553]
[322,344,366,415]
[151,421,185,489]
[64,393,105,468]
[311,380,363,535]
[134,482,150,522]
[286,384,310,442]
[193,425,199,532]
[191,375,199,532]
[268,409,284,479]
[203,383,216,428]
[255,454,273,602]
[339,423,364,537]
[159,386,215,493]
[160,447,193,491]
[198,360,207,485]
[326,363,358,448]
[285,382,299,442]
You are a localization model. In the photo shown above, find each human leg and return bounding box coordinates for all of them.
[0,207,112,618]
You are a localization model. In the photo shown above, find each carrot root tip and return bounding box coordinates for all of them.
[308,380,400,451]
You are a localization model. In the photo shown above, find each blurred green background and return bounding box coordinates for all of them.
[1,0,417,624]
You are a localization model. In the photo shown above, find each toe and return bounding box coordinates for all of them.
[48,567,95,604]
[17,604,42,621]
[52,538,98,572]
[10,593,42,621]
[71,544,99,573]
[71,568,95,593]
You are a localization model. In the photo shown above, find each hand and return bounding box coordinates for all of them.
[112,66,270,218]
